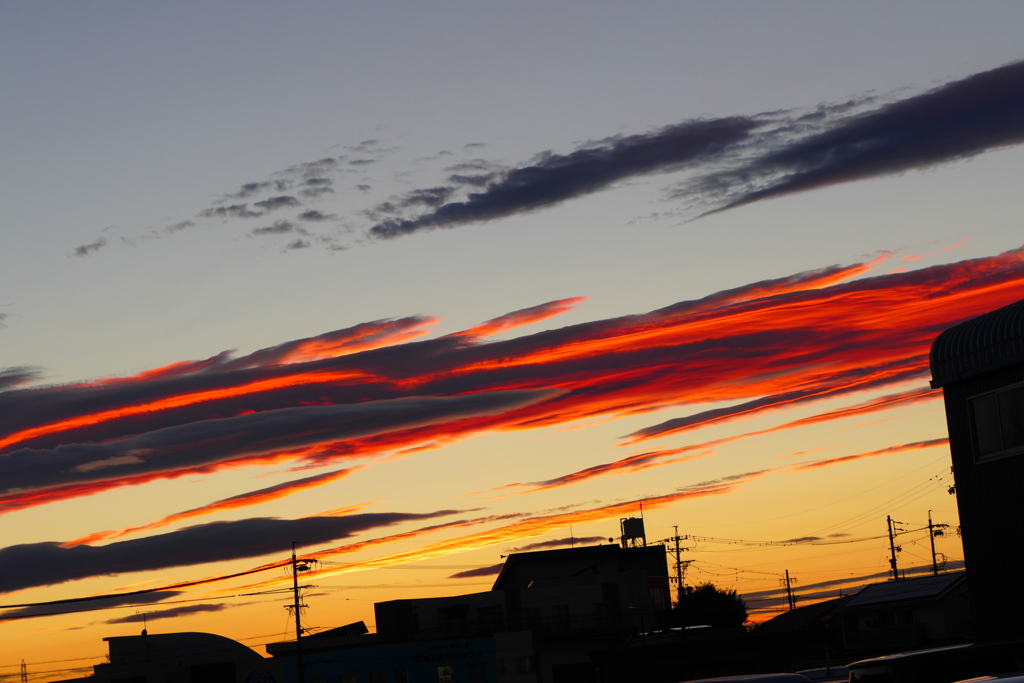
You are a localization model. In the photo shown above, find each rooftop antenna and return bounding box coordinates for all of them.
[570,524,575,548]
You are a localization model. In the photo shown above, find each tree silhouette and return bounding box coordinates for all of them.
[672,582,748,628]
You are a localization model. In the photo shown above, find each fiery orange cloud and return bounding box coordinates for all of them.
[451,297,587,338]
[790,438,949,471]
[62,467,362,547]
[782,386,938,429]
[4,247,1024,514]
[317,504,374,518]
[266,318,438,365]
[114,354,233,384]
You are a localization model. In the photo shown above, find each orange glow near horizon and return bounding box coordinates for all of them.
[225,485,742,593]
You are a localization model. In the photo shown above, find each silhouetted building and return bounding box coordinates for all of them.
[832,571,970,653]
[756,595,849,637]
[374,543,670,683]
[931,297,1024,641]
[50,631,277,683]
[266,623,530,683]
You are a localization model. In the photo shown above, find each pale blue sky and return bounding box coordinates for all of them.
[4,2,1023,383]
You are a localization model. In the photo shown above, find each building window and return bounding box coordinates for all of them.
[496,658,505,677]
[467,662,486,681]
[971,383,1024,461]
[437,664,456,683]
[516,656,534,674]
[395,671,409,683]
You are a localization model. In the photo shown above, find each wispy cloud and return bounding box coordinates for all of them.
[448,563,504,580]
[72,237,108,257]
[368,117,761,239]
[63,466,364,546]
[625,385,939,444]
[72,61,1024,255]
[790,438,949,471]
[103,602,230,624]
[684,59,1024,215]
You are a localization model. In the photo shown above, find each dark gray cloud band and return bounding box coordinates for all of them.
[0,366,40,392]
[685,59,1024,214]
[368,59,1024,239]
[369,117,760,239]
[0,592,180,621]
[0,510,459,594]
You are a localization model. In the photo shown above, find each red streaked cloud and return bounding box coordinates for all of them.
[2,247,1023,514]
[0,369,376,453]
[0,392,551,514]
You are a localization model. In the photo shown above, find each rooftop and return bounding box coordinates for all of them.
[930,297,1024,387]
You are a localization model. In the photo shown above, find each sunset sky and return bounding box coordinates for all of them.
[4,3,1024,680]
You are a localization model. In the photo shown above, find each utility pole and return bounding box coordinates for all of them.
[664,527,689,605]
[887,516,902,581]
[928,510,949,576]
[291,542,308,683]
[784,570,797,611]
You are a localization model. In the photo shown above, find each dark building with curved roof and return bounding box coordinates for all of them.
[931,297,1024,641]
[51,631,278,683]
